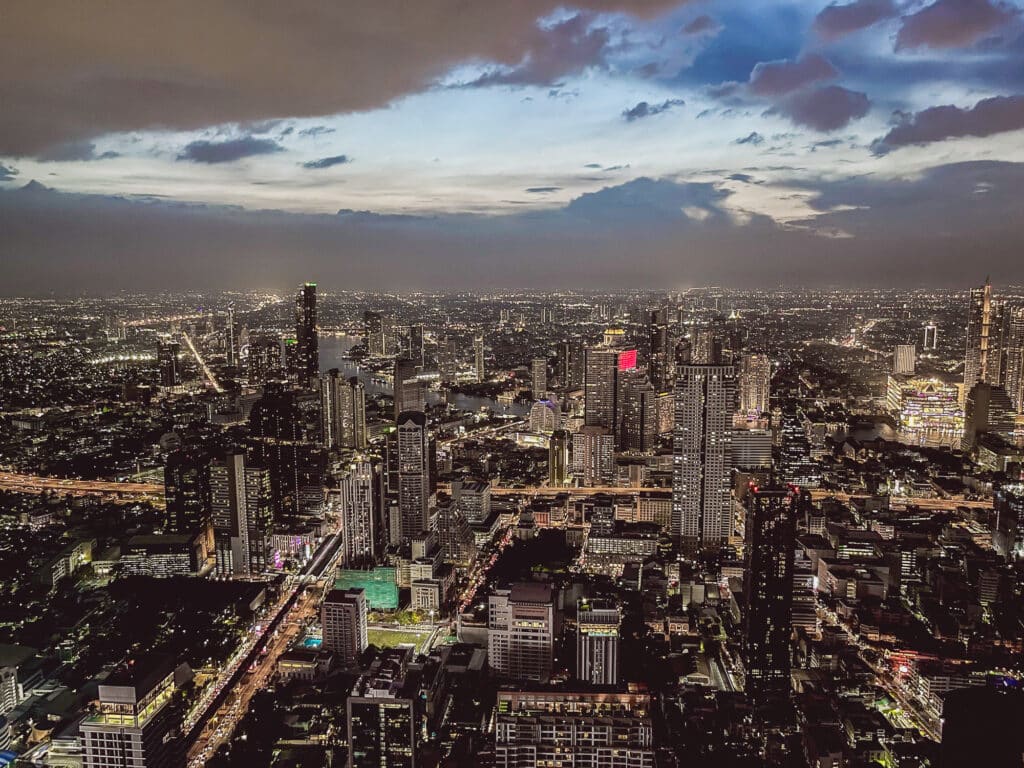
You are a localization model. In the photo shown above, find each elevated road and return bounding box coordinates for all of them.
[0,471,164,503]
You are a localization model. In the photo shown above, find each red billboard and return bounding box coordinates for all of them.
[617,349,637,371]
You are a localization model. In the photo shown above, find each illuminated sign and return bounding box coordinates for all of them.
[617,350,637,371]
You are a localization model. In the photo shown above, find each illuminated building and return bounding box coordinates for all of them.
[739,353,770,417]
[573,426,614,487]
[617,373,657,452]
[397,411,431,543]
[576,598,620,686]
[530,357,547,396]
[437,336,458,384]
[488,583,557,683]
[156,340,180,387]
[743,484,807,700]
[293,282,318,384]
[560,340,584,389]
[408,324,424,367]
[163,448,211,534]
[1006,305,1024,413]
[648,307,675,390]
[321,370,367,450]
[528,399,559,434]
[886,374,964,447]
[322,588,368,667]
[672,364,736,545]
[779,410,821,487]
[548,429,571,487]
[494,691,654,768]
[247,334,282,385]
[584,343,637,438]
[79,657,181,768]
[364,310,395,357]
[210,452,272,577]
[436,501,475,565]
[473,335,484,382]
[923,322,938,350]
[964,278,1006,389]
[393,356,425,421]
[893,344,916,375]
[452,478,491,524]
[347,648,419,768]
[338,460,377,566]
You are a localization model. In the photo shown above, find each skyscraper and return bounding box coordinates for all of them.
[964,278,1006,389]
[893,344,916,375]
[548,429,571,487]
[393,356,425,421]
[452,478,491,524]
[672,364,736,546]
[408,324,424,367]
[397,411,431,542]
[364,310,395,357]
[163,448,211,535]
[473,335,485,383]
[584,346,619,430]
[964,382,1017,447]
[573,426,615,487]
[322,588,368,666]
[156,340,180,387]
[742,483,806,700]
[347,648,420,768]
[617,373,657,452]
[210,452,272,576]
[648,307,675,390]
[1004,305,1024,413]
[488,583,557,683]
[293,282,318,384]
[923,322,938,350]
[321,370,367,450]
[338,460,377,566]
[247,334,282,385]
[739,353,771,417]
[560,340,584,389]
[576,598,620,686]
[225,304,236,367]
[530,357,547,396]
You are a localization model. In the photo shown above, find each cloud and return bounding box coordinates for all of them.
[872,93,1024,152]
[0,164,18,181]
[777,85,870,131]
[302,154,351,169]
[682,15,720,35]
[37,141,120,162]
[622,98,685,121]
[748,54,838,96]
[525,186,561,193]
[895,0,1019,51]
[734,132,765,145]
[177,136,284,163]
[0,0,681,156]
[812,0,897,41]
[298,126,336,138]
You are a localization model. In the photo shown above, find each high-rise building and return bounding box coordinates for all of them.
[163,448,211,535]
[451,478,491,524]
[584,347,619,430]
[210,452,272,576]
[573,426,614,487]
[672,365,736,546]
[648,307,674,390]
[548,429,571,487]
[494,691,654,768]
[779,410,823,486]
[739,353,771,416]
[1005,306,1024,413]
[437,336,458,384]
[923,322,938,350]
[886,375,964,448]
[893,344,916,375]
[394,357,426,421]
[338,460,377,566]
[617,373,657,452]
[347,648,419,768]
[576,598,620,686]
[225,304,236,367]
[436,501,475,565]
[322,588,368,666]
[247,334,282,385]
[530,357,547,396]
[742,483,806,700]
[79,657,182,768]
[560,340,584,389]
[397,411,431,542]
[964,382,1017,447]
[156,340,180,387]
[408,324,424,367]
[488,583,557,683]
[473,335,485,383]
[364,310,395,357]
[293,283,318,384]
[964,278,1006,390]
[321,370,367,450]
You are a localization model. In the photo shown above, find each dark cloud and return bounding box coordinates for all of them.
[777,85,870,131]
[748,54,838,96]
[525,186,561,193]
[177,136,284,163]
[37,141,121,162]
[734,132,765,145]
[298,126,336,138]
[682,15,720,35]
[895,0,1019,50]
[621,98,685,121]
[0,163,18,181]
[302,154,352,169]
[0,0,681,156]
[812,0,897,41]
[872,93,1024,153]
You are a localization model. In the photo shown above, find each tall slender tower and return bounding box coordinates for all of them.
[474,336,485,383]
[964,278,1005,389]
[397,411,431,542]
[338,460,377,566]
[294,282,319,384]
[739,353,771,417]
[210,452,272,577]
[672,364,736,546]
[1004,306,1024,414]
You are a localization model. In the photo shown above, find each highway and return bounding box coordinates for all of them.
[0,471,164,502]
[181,330,223,393]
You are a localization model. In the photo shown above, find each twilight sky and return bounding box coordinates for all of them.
[2,0,1024,293]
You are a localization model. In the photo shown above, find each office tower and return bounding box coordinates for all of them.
[156,340,180,387]
[731,429,773,469]
[408,324,424,367]
[451,478,491,524]
[397,411,431,542]
[247,334,282,385]
[163,448,211,534]
[293,282,318,384]
[322,370,367,450]
[437,336,458,384]
[540,306,553,324]
[964,382,1017,447]
[739,353,771,417]
[495,691,654,768]
[530,357,547,396]
[893,344,916,375]
[436,501,475,565]
[79,657,182,768]
[249,384,323,523]
[923,322,938,350]
[648,307,675,389]
[617,374,657,452]
[573,426,614,487]
[364,310,395,357]
[672,365,736,546]
[743,484,805,700]
[488,583,557,682]
[473,335,485,382]
[225,304,236,366]
[347,648,419,768]
[576,598,620,686]
[964,278,1006,389]
[548,429,571,487]
[690,327,721,364]
[779,410,822,486]
[322,588,368,666]
[941,686,1024,768]
[500,308,511,326]
[584,347,619,429]
[1005,306,1024,413]
[393,356,425,421]
[560,340,584,389]
[339,460,377,566]
[529,399,559,434]
[210,452,272,576]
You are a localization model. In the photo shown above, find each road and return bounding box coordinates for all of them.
[0,471,164,502]
[181,330,223,393]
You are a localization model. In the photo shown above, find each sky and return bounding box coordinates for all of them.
[2,0,1024,293]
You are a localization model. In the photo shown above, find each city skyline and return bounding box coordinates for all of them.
[3,0,1024,291]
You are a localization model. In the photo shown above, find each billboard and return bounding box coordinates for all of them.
[617,349,637,371]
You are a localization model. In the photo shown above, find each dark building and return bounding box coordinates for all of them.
[347,648,420,767]
[292,282,318,384]
[648,307,675,390]
[163,448,211,534]
[742,483,807,700]
[964,381,1017,448]
[157,340,180,387]
[394,356,426,421]
[560,340,584,389]
[408,324,424,367]
[548,429,570,486]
